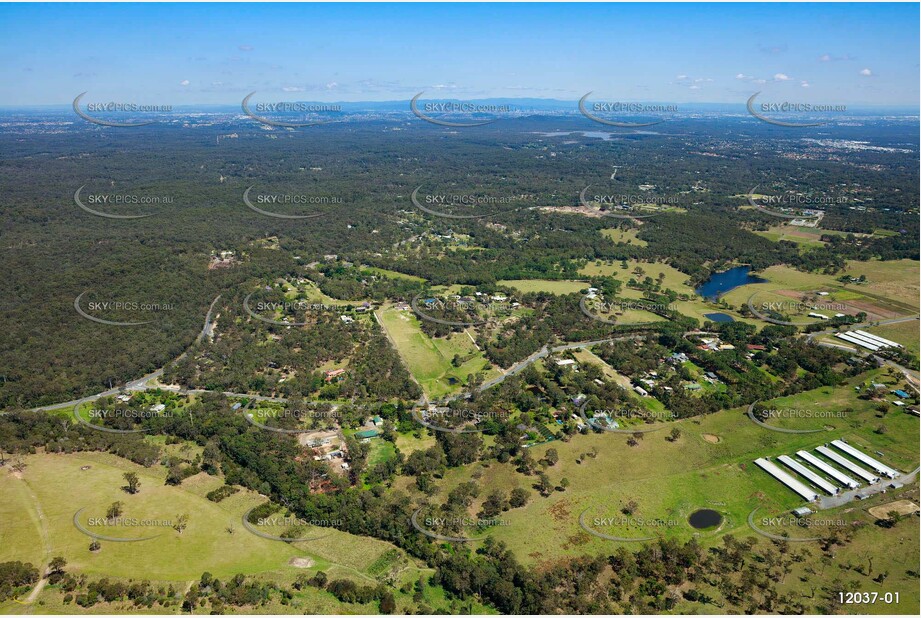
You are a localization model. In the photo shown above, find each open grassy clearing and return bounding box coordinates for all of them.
[0,451,488,614]
[376,305,499,399]
[419,369,917,565]
[601,227,648,246]
[498,279,588,295]
[754,225,828,249]
[865,319,921,358]
[720,262,919,326]
[361,266,427,283]
[0,452,421,583]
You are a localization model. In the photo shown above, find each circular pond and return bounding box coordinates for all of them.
[688,509,723,530]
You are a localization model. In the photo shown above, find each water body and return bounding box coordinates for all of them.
[535,131,618,141]
[704,312,735,323]
[688,509,723,530]
[695,266,768,300]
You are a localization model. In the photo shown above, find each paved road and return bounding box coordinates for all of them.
[817,466,920,510]
[476,336,644,393]
[30,295,222,412]
[22,302,917,416]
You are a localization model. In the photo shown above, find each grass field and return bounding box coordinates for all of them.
[754,224,828,250]
[376,305,500,399]
[600,228,648,246]
[865,320,921,358]
[418,368,917,567]
[720,262,920,328]
[361,266,427,283]
[0,451,489,614]
[498,279,588,294]
[0,451,419,582]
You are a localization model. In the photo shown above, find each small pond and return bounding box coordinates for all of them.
[688,509,723,530]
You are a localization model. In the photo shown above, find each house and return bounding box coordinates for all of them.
[808,312,829,320]
[746,344,766,351]
[556,359,577,367]
[371,415,383,426]
[355,429,380,439]
[892,389,910,399]
[816,291,830,296]
[792,506,813,517]
[705,372,718,380]
[572,394,587,405]
[151,403,166,413]
[634,385,648,397]
[684,383,701,391]
[324,368,346,383]
[340,315,354,323]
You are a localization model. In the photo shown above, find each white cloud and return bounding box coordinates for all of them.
[735,73,752,80]
[859,68,873,76]
[282,86,305,92]
[800,81,810,88]
[819,54,832,62]
[675,74,688,80]
[773,73,792,81]
[179,80,190,87]
[325,82,338,90]
[238,45,254,52]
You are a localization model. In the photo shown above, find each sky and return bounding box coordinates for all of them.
[0,2,918,106]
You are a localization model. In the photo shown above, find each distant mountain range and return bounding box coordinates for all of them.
[2,98,917,116]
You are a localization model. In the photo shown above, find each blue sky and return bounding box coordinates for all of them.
[0,2,917,106]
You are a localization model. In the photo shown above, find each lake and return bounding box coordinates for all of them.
[704,312,735,323]
[695,266,767,300]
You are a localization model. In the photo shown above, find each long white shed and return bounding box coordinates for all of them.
[816,446,880,484]
[797,450,859,489]
[778,455,839,495]
[754,458,819,502]
[830,440,898,479]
